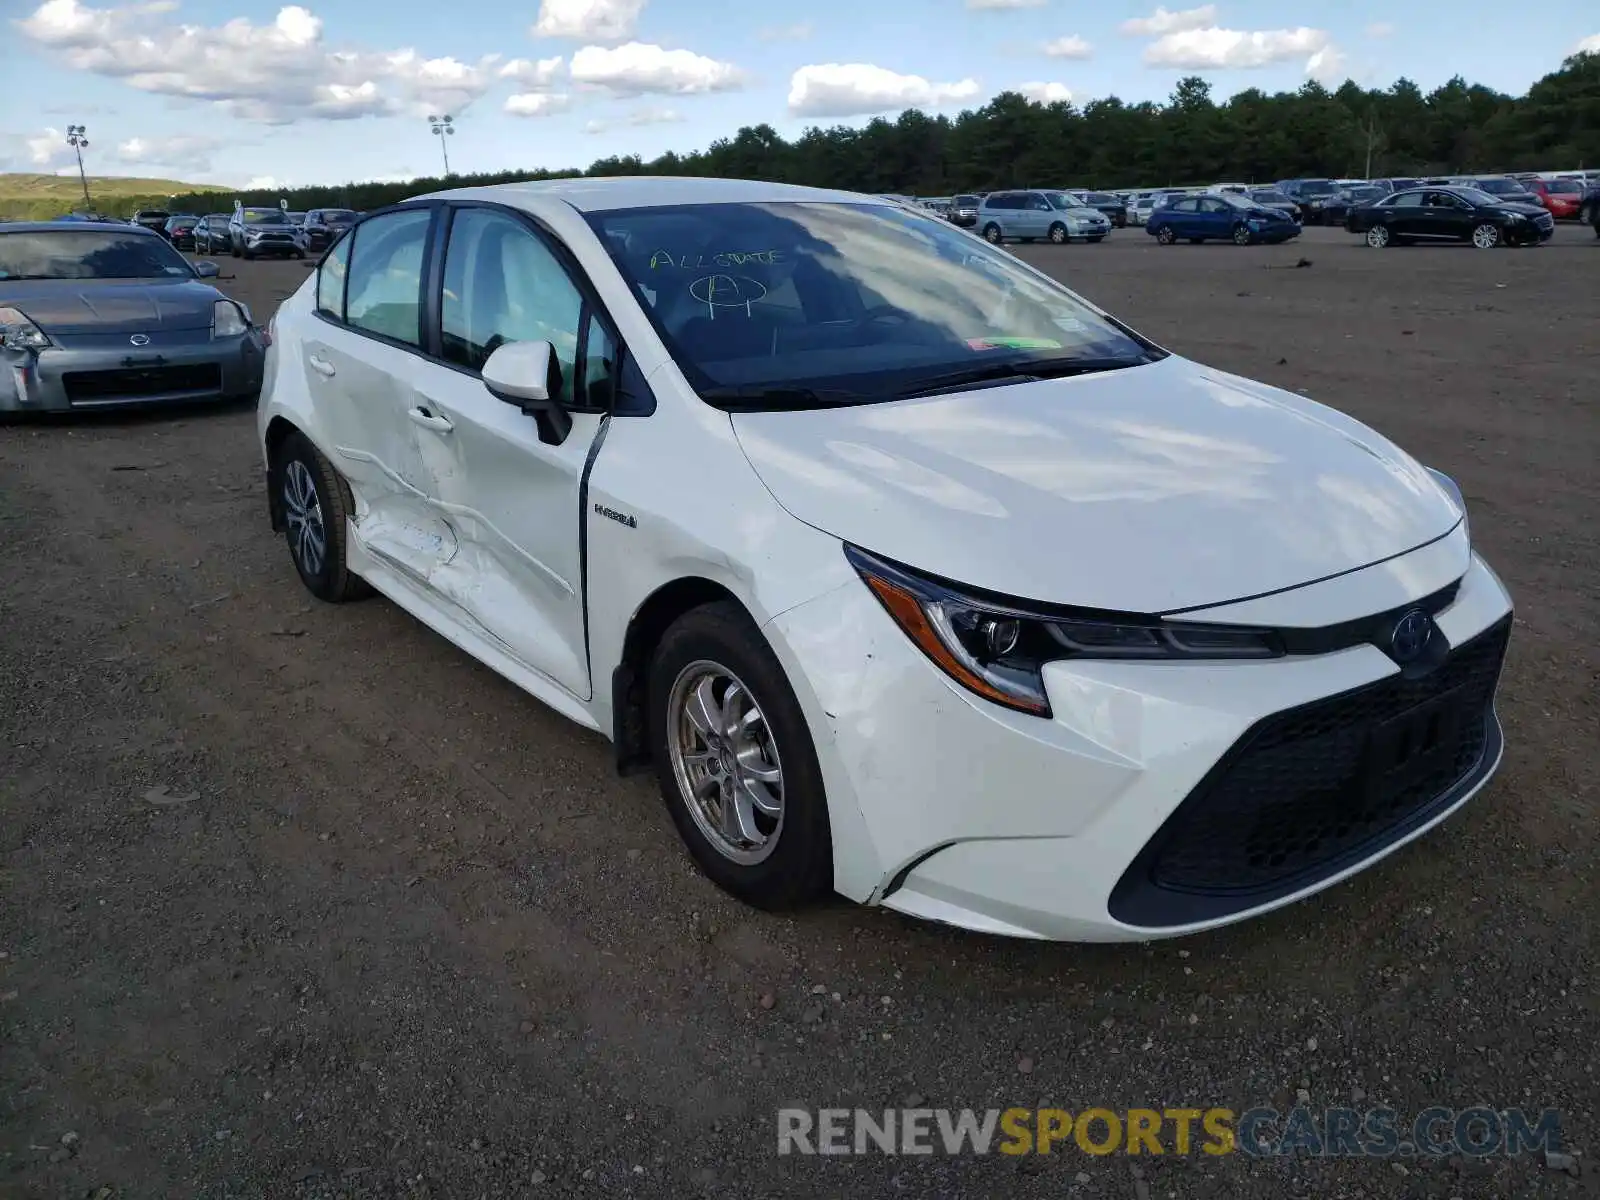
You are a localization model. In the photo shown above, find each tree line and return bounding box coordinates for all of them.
[107,52,1600,217]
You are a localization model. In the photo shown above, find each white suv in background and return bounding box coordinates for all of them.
[256,177,1512,942]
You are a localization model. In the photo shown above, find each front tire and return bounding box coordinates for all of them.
[1232,223,1252,246]
[275,432,372,603]
[1048,222,1067,244]
[1471,222,1501,249]
[648,601,832,909]
[982,223,1003,244]
[1366,224,1391,248]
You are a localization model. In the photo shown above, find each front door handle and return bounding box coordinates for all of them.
[407,406,454,434]
[308,354,336,377]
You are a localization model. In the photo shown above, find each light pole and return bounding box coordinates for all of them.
[428,114,454,177]
[66,124,92,211]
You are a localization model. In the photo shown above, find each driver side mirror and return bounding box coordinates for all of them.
[482,340,572,446]
[194,261,220,278]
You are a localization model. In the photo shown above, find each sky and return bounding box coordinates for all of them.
[2,0,1597,191]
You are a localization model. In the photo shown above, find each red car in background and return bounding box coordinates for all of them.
[1520,177,1584,219]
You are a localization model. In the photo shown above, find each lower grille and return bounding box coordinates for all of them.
[63,362,222,403]
[1109,616,1511,927]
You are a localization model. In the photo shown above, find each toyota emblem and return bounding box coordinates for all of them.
[1389,609,1434,664]
[128,333,151,346]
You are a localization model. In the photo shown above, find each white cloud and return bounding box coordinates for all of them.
[1305,44,1347,84]
[21,127,78,170]
[244,175,286,189]
[787,63,981,117]
[967,0,1046,9]
[113,133,223,172]
[532,0,643,40]
[1365,21,1394,38]
[1019,81,1072,103]
[583,104,684,132]
[504,92,572,116]
[1041,34,1092,59]
[499,56,565,89]
[757,21,811,41]
[1119,5,1216,36]
[1143,26,1331,69]
[569,42,746,94]
[1572,33,1600,54]
[17,0,505,122]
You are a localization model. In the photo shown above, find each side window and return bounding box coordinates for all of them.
[1172,198,1199,213]
[344,207,431,346]
[316,232,350,320]
[441,208,610,406]
[1392,193,1424,208]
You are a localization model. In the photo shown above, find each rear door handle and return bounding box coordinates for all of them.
[407,406,454,434]
[308,354,336,377]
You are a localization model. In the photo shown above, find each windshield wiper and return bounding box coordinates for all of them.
[698,384,874,411]
[898,355,1153,400]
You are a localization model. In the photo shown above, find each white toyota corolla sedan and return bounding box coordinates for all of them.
[256,177,1513,941]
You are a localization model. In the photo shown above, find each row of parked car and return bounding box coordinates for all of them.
[902,171,1600,250]
[121,205,358,259]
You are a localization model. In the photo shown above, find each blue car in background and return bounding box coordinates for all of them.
[1146,192,1300,246]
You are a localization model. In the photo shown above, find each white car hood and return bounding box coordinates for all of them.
[731,355,1463,613]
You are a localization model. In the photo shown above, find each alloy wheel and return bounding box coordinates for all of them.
[666,660,784,866]
[1366,225,1390,248]
[283,459,327,579]
[1049,223,1067,244]
[1233,224,1252,245]
[1471,223,1500,249]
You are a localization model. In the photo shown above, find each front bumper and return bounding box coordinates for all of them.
[766,531,1512,941]
[0,329,266,412]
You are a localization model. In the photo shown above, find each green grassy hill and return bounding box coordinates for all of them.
[0,173,232,221]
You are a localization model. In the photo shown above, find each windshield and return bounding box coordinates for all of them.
[1250,190,1291,203]
[1546,179,1582,194]
[1298,180,1339,196]
[167,217,198,227]
[586,201,1159,405]
[240,208,287,224]
[1345,187,1384,202]
[1215,192,1255,209]
[953,195,979,207]
[0,230,196,280]
[322,210,357,222]
[1473,178,1529,196]
[1043,192,1085,211]
[1449,187,1499,206]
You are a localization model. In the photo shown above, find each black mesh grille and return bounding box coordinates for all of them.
[63,363,222,403]
[1110,616,1510,926]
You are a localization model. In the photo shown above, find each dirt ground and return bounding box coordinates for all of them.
[2,225,1596,1200]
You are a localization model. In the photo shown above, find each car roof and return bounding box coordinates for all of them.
[0,220,159,234]
[408,175,889,214]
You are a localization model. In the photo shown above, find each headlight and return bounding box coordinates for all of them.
[1502,212,1524,222]
[0,306,50,352]
[1425,466,1469,544]
[846,546,1283,718]
[212,299,249,338]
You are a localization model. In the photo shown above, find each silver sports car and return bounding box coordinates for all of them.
[0,220,265,413]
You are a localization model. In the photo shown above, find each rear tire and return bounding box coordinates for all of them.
[274,431,372,603]
[1366,225,1391,248]
[648,601,832,910]
[1156,226,1176,245]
